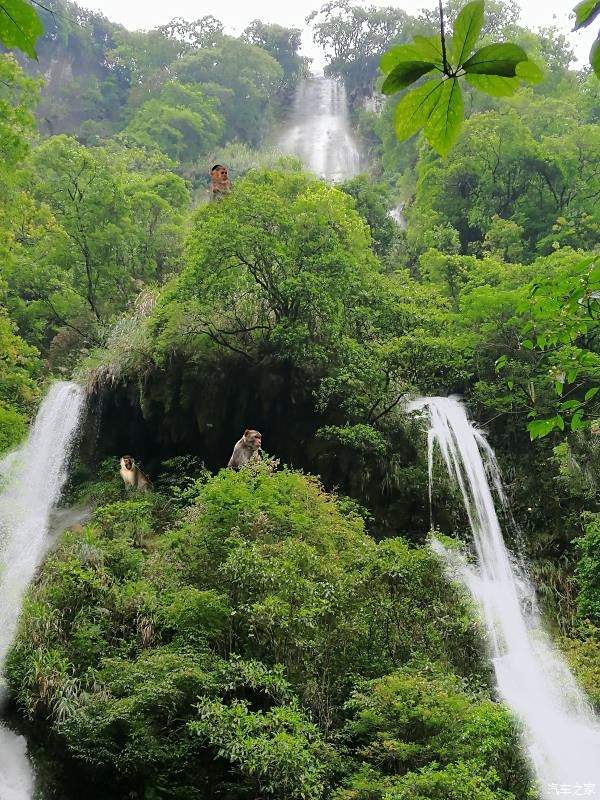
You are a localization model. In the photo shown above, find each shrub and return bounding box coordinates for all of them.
[575,513,600,626]
[6,467,501,797]
[334,665,532,800]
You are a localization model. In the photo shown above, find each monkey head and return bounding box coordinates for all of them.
[121,455,134,470]
[244,429,262,451]
[210,164,230,192]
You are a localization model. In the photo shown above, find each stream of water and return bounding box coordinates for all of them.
[0,382,85,799]
[276,75,362,182]
[410,396,600,799]
[276,74,408,231]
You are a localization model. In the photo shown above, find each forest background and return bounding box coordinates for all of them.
[0,0,599,797]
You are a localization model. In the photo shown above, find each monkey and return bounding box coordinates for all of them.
[120,455,152,492]
[228,429,262,470]
[210,164,231,201]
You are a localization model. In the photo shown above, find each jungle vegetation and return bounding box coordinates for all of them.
[0,1,599,798]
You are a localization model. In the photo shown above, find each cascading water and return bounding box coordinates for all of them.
[389,202,406,229]
[409,396,600,798]
[0,381,85,800]
[276,75,362,181]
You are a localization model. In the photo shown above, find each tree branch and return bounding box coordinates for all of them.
[42,296,99,344]
[439,0,449,74]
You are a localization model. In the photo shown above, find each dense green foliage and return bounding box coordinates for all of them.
[123,81,224,162]
[15,1,300,160]
[405,104,599,258]
[500,255,600,439]
[7,465,531,798]
[3,134,189,357]
[335,666,531,799]
[575,513,600,624]
[0,51,41,451]
[244,20,311,95]
[0,0,599,797]
[0,307,39,450]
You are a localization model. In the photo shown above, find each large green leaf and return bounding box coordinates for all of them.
[381,60,437,94]
[465,73,519,96]
[380,37,446,74]
[0,0,43,59]
[394,77,445,142]
[465,59,542,95]
[380,43,433,74]
[424,78,464,157]
[528,417,559,440]
[451,0,484,66]
[515,59,544,84]
[412,35,444,64]
[463,43,528,76]
[591,34,600,77]
[573,0,600,30]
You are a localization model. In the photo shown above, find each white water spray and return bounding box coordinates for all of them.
[410,396,600,799]
[276,76,362,181]
[0,381,85,799]
[389,202,406,229]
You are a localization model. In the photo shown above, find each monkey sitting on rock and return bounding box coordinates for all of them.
[120,455,152,492]
[228,429,263,470]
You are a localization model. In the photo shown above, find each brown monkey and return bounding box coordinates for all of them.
[210,164,231,201]
[120,455,152,492]
[228,429,262,470]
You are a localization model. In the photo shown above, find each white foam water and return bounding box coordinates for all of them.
[276,76,362,182]
[0,381,85,799]
[409,396,600,799]
[389,202,406,229]
[0,727,35,800]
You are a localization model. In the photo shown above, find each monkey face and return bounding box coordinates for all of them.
[211,165,229,187]
[122,455,133,470]
[244,430,262,451]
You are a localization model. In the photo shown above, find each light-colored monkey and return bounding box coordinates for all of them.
[228,429,262,470]
[210,164,231,201]
[120,455,152,492]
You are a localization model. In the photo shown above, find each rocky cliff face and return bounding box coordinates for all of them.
[83,355,438,538]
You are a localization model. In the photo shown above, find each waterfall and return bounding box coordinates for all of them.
[409,396,600,799]
[276,76,362,181]
[389,202,406,229]
[0,381,85,799]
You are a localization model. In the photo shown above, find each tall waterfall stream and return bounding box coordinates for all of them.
[276,74,405,224]
[410,396,600,798]
[0,382,85,798]
[276,75,362,182]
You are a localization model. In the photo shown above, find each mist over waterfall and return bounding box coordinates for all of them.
[410,396,600,799]
[276,76,362,181]
[0,382,85,800]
